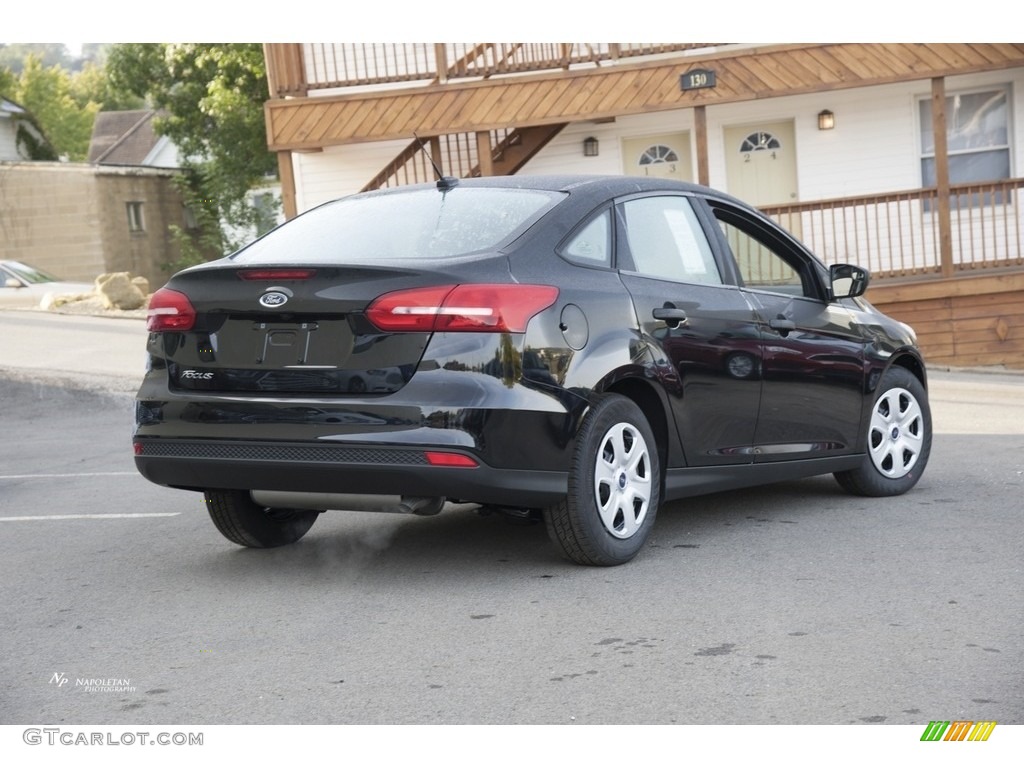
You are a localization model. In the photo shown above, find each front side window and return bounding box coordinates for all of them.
[620,196,721,285]
[712,207,815,299]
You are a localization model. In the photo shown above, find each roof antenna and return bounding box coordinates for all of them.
[414,132,459,191]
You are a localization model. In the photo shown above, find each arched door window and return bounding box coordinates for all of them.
[638,144,680,167]
[739,132,781,153]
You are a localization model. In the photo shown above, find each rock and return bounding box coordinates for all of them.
[131,276,151,297]
[95,272,146,311]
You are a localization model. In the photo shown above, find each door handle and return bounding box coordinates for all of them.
[653,306,688,327]
[769,316,796,336]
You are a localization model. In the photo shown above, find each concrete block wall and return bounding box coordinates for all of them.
[0,162,192,289]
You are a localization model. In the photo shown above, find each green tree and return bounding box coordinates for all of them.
[107,43,276,264]
[0,65,15,98]
[14,55,98,160]
[72,61,145,112]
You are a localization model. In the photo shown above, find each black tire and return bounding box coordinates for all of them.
[834,366,932,497]
[204,490,320,548]
[545,395,661,566]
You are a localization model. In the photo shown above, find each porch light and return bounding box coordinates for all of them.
[583,136,599,156]
[818,110,835,130]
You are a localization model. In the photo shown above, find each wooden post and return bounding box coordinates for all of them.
[276,151,298,220]
[694,105,709,186]
[434,44,448,84]
[931,77,954,277]
[263,43,307,98]
[476,131,494,177]
[429,136,443,177]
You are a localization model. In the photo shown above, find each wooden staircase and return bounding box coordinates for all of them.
[361,123,566,192]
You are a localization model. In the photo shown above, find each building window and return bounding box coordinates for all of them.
[638,144,679,166]
[739,132,781,152]
[182,204,200,232]
[920,86,1010,208]
[126,202,145,233]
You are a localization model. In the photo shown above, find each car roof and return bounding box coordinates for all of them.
[349,174,758,215]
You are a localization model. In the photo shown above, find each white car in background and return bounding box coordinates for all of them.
[0,261,94,308]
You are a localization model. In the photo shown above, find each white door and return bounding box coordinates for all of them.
[622,133,692,181]
[724,121,798,206]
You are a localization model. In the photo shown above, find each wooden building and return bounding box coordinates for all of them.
[261,43,1024,369]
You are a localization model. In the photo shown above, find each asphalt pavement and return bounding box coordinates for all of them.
[0,308,148,395]
[2,306,1023,735]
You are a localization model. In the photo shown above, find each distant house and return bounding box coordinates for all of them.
[90,108,284,244]
[88,109,180,168]
[0,109,200,288]
[0,96,55,161]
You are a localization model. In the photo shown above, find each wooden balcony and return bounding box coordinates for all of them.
[265,43,721,96]
[263,43,1024,150]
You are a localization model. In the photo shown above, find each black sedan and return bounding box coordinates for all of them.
[134,175,931,566]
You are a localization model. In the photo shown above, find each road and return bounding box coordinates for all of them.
[1,309,1022,733]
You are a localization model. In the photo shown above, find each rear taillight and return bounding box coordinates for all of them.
[147,288,196,332]
[366,284,558,333]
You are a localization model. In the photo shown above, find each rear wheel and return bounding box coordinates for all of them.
[834,366,931,496]
[545,395,661,566]
[204,490,320,548]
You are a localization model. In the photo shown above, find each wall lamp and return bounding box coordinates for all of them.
[583,136,599,156]
[817,110,835,131]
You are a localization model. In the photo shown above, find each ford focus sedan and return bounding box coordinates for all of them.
[133,175,931,565]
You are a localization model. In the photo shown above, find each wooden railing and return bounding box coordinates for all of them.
[762,178,1024,279]
[265,43,720,97]
[361,129,516,192]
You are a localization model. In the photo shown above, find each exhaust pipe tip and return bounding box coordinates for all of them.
[251,490,445,516]
[398,496,446,516]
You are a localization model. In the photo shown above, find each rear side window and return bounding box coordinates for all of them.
[562,209,612,267]
[232,187,564,263]
[621,196,722,285]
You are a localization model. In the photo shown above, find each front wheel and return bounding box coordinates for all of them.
[545,395,661,566]
[204,490,320,548]
[834,366,932,496]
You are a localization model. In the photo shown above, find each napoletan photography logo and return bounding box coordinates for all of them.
[49,672,136,694]
[920,720,997,742]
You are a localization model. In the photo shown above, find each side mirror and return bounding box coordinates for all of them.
[829,263,869,300]
[4,277,23,289]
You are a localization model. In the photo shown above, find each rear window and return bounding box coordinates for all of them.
[232,187,563,263]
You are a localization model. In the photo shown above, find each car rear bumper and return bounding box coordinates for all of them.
[133,437,568,508]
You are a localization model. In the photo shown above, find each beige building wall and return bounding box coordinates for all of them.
[0,162,193,288]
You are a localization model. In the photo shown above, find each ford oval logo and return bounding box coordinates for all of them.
[259,291,289,308]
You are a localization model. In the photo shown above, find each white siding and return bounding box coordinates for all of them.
[289,69,1024,215]
[142,136,182,169]
[293,139,411,211]
[0,117,21,160]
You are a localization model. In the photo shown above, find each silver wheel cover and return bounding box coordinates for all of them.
[868,386,925,479]
[593,422,653,539]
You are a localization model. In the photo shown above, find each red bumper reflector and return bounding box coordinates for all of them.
[424,451,479,468]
